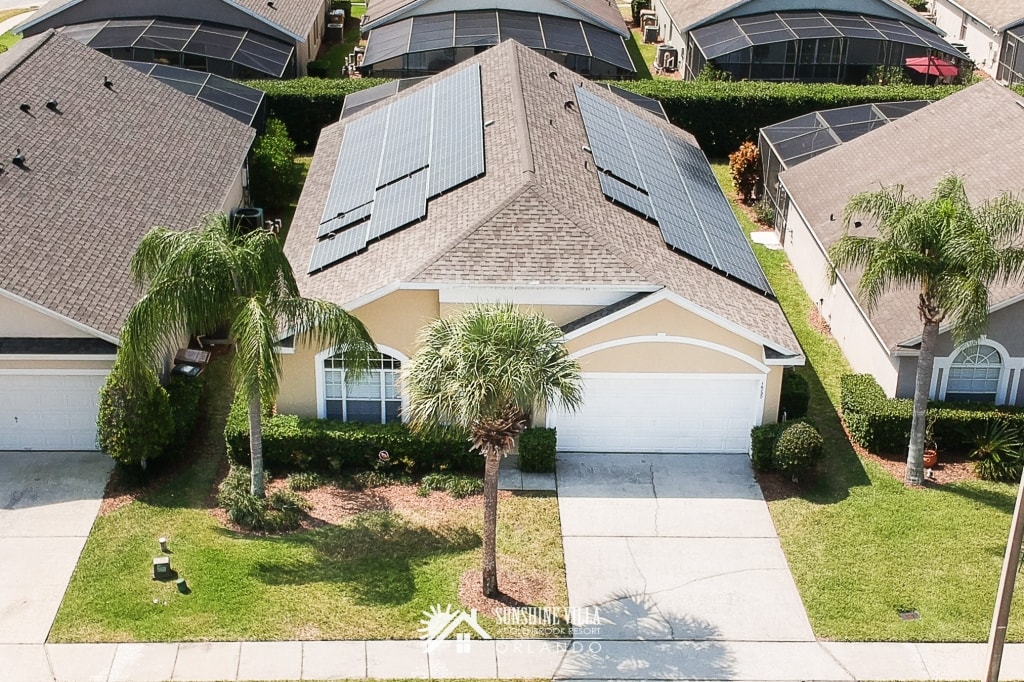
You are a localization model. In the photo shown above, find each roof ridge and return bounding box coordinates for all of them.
[0,30,54,83]
[404,179,536,282]
[509,43,536,178]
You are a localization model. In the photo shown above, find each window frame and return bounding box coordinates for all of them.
[317,347,408,423]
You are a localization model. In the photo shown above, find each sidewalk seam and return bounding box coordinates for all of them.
[819,641,858,682]
[912,643,934,680]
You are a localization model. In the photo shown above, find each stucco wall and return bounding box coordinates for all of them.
[932,0,1001,73]
[0,293,94,338]
[440,302,604,326]
[782,201,899,394]
[0,358,114,370]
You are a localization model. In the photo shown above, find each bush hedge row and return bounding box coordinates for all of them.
[518,427,557,473]
[839,373,1024,454]
[225,398,481,474]
[750,418,812,473]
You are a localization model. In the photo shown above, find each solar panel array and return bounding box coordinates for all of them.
[691,11,964,61]
[123,61,265,126]
[309,65,484,273]
[575,85,772,294]
[362,11,634,72]
[60,18,294,77]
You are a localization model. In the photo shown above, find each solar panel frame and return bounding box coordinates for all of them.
[599,173,654,218]
[309,222,370,272]
[321,110,388,224]
[428,64,485,196]
[375,85,433,188]
[366,170,430,241]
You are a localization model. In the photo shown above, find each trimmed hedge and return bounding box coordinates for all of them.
[518,427,557,473]
[249,118,304,209]
[97,367,173,467]
[773,421,824,480]
[166,374,205,454]
[750,418,812,473]
[779,369,810,420]
[608,80,963,157]
[243,77,392,149]
[839,373,1024,454]
[225,398,480,474]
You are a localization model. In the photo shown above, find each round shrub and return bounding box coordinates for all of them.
[772,422,824,481]
[97,366,172,467]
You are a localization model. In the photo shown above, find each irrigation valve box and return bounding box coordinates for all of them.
[153,556,173,581]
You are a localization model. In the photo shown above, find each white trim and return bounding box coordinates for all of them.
[765,356,803,366]
[344,282,404,313]
[931,338,1023,405]
[0,288,120,345]
[0,369,110,376]
[437,285,654,306]
[562,288,799,358]
[571,335,770,373]
[314,344,410,420]
[0,355,116,361]
[273,346,296,355]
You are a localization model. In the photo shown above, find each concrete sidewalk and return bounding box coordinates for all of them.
[3,639,1024,681]
[0,6,34,34]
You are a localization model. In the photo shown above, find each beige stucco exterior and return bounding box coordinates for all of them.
[0,292,97,338]
[276,287,784,426]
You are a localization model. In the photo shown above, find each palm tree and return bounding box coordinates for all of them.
[117,213,375,497]
[404,304,583,597]
[829,175,1024,485]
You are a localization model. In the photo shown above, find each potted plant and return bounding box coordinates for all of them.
[923,417,938,469]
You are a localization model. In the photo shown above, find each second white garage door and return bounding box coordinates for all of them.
[549,373,764,453]
[0,373,106,450]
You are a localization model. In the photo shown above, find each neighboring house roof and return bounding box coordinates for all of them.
[779,80,1024,352]
[362,0,626,35]
[937,0,1024,32]
[0,31,255,340]
[285,40,800,356]
[16,0,322,41]
[659,0,941,34]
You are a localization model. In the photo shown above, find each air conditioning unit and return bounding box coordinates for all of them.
[230,207,264,233]
[656,44,679,72]
[639,9,658,28]
[643,25,659,44]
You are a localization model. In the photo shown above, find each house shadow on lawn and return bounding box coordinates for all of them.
[234,510,480,605]
[555,593,736,680]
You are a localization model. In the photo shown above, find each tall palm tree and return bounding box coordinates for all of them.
[404,304,583,597]
[117,213,375,497]
[829,175,1024,485]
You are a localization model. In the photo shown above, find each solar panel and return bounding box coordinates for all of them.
[576,85,772,294]
[309,65,484,274]
[602,84,667,120]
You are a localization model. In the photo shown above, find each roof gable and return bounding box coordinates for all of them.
[938,0,1024,31]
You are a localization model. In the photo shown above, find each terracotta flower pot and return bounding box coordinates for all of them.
[923,449,938,468]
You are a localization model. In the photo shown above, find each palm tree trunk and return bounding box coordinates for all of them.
[248,390,266,498]
[482,447,501,598]
[906,319,940,486]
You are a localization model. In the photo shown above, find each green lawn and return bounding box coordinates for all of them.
[0,7,34,51]
[319,3,366,77]
[625,31,653,80]
[51,357,567,642]
[712,162,1024,642]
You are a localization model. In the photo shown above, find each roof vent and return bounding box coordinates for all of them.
[46,99,59,111]
[564,100,575,111]
[104,76,113,89]
[267,0,276,7]
[13,149,26,168]
[19,103,30,113]
[549,71,558,80]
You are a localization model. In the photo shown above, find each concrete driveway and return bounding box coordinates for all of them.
[0,451,111,643]
[557,453,814,642]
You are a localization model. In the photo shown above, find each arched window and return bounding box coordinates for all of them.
[946,344,1002,403]
[323,352,402,423]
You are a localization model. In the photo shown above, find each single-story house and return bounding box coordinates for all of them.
[649,0,966,82]
[777,80,1024,405]
[278,40,803,454]
[15,0,329,78]
[356,0,634,78]
[928,0,1024,82]
[0,31,256,450]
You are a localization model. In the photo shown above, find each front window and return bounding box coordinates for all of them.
[946,344,1002,403]
[324,352,402,423]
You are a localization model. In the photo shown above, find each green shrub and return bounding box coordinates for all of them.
[750,421,788,472]
[779,369,809,420]
[217,466,310,532]
[773,421,824,481]
[242,77,392,149]
[418,472,484,498]
[349,469,411,489]
[249,118,303,210]
[165,373,204,454]
[630,0,650,27]
[839,372,1024,453]
[753,195,775,227]
[306,59,329,78]
[518,427,557,472]
[728,141,760,204]
[286,471,327,491]
[225,396,479,474]
[971,422,1024,482]
[904,0,927,10]
[97,366,173,467]
[608,80,962,158]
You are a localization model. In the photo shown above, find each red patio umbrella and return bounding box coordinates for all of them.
[904,55,959,79]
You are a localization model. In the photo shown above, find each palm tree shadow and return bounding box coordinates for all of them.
[230,511,480,605]
[553,593,736,680]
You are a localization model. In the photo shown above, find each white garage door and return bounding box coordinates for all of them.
[0,373,106,450]
[550,373,764,453]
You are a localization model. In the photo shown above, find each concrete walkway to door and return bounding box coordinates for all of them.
[556,453,814,643]
[0,451,111,644]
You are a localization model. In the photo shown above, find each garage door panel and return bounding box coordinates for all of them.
[0,374,105,451]
[552,373,762,454]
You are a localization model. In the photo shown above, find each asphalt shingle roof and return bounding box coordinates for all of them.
[362,0,626,34]
[939,0,1024,31]
[779,80,1024,350]
[285,40,799,355]
[0,31,255,340]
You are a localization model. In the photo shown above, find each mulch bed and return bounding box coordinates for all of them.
[457,566,565,620]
